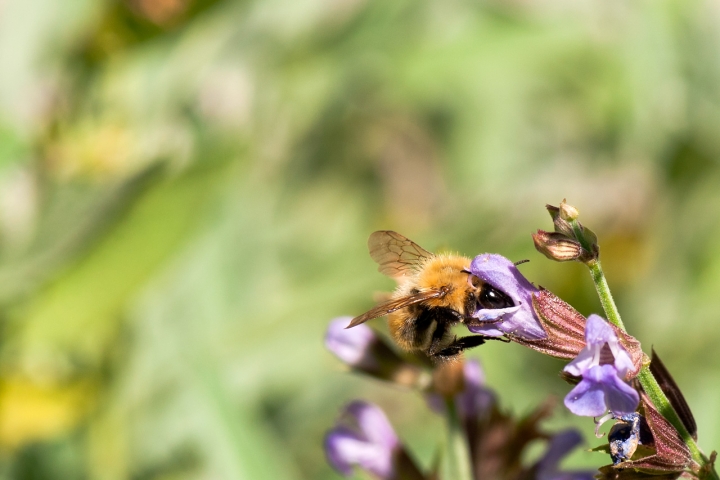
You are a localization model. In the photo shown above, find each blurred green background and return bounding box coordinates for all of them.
[1,0,720,478]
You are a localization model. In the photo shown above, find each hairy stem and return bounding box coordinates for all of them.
[588,260,625,331]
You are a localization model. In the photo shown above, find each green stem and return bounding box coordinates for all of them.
[584,252,715,476]
[588,260,625,331]
[444,399,473,480]
[637,367,704,462]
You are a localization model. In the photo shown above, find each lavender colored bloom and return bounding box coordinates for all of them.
[563,315,639,417]
[456,359,495,420]
[325,317,378,369]
[467,253,547,340]
[325,317,425,387]
[535,430,596,480]
[564,315,634,379]
[324,401,399,478]
[565,365,639,417]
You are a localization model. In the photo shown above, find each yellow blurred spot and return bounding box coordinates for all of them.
[47,123,138,181]
[0,376,95,450]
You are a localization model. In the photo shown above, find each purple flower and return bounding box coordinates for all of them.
[325,317,378,369]
[325,317,424,387]
[456,359,495,420]
[325,402,398,478]
[563,315,639,417]
[534,430,596,480]
[325,401,424,480]
[467,254,547,340]
[564,315,634,379]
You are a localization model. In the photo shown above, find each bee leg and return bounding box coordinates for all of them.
[432,335,507,360]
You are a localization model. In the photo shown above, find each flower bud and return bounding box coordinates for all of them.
[540,202,600,264]
[545,204,575,237]
[532,230,584,262]
[559,199,579,221]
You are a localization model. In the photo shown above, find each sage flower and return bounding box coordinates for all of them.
[563,315,639,417]
[326,317,379,369]
[325,317,426,387]
[324,401,424,480]
[467,253,547,340]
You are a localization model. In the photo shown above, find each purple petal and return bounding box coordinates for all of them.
[587,315,634,378]
[324,427,366,476]
[563,318,608,377]
[599,368,639,415]
[325,426,394,478]
[564,376,608,417]
[610,347,634,379]
[345,401,399,449]
[565,315,635,378]
[463,359,486,389]
[468,254,546,340]
[604,327,634,379]
[564,365,639,417]
[584,314,616,346]
[536,429,584,471]
[325,402,400,479]
[456,360,495,419]
[466,324,505,337]
[563,347,598,377]
[325,317,377,367]
[474,305,521,321]
[535,430,596,480]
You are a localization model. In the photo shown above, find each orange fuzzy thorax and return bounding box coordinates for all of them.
[412,254,471,304]
[388,254,472,351]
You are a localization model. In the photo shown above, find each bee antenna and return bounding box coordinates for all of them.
[514,259,530,266]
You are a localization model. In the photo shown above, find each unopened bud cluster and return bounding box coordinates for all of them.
[533,200,599,264]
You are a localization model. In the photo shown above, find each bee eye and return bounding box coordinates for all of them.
[478,286,514,309]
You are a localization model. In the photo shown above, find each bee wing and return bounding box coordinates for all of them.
[346,290,444,329]
[368,230,434,279]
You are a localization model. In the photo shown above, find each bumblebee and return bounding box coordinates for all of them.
[346,231,514,361]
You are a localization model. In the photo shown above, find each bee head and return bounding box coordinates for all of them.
[461,268,514,311]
